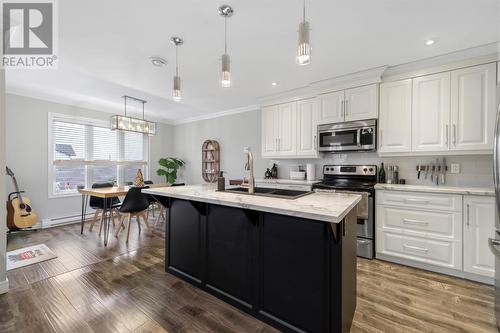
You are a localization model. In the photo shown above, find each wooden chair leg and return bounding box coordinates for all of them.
[136,213,141,234]
[154,206,165,228]
[98,210,105,236]
[141,211,152,234]
[115,214,126,237]
[89,209,100,231]
[126,214,132,243]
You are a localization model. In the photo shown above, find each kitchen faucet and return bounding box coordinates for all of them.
[244,147,255,194]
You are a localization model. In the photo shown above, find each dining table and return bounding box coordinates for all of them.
[78,184,170,246]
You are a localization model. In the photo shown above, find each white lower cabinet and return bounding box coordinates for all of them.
[463,195,495,278]
[376,190,495,282]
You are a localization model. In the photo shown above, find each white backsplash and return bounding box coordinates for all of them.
[264,153,493,188]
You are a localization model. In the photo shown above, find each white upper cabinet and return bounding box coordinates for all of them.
[261,105,279,157]
[344,84,379,121]
[450,63,497,151]
[296,98,319,157]
[412,72,451,152]
[318,90,344,124]
[379,79,412,153]
[277,102,297,156]
[463,195,495,278]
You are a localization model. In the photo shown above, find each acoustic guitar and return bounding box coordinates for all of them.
[6,166,38,230]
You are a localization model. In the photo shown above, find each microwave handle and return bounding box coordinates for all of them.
[357,129,361,147]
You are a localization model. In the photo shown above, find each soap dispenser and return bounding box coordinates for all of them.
[217,171,225,191]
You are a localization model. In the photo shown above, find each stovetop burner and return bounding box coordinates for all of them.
[313,165,378,193]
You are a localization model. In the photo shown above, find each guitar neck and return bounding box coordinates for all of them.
[11,176,24,204]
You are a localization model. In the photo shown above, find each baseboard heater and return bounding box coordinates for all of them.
[41,212,95,229]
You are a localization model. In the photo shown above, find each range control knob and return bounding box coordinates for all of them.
[363,168,368,172]
[369,168,374,172]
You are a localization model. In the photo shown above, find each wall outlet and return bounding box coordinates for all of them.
[450,163,460,174]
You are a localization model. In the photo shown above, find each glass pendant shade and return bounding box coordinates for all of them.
[110,96,156,136]
[296,20,311,66]
[221,53,231,88]
[172,75,181,101]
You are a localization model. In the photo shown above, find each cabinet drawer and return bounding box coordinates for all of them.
[377,231,461,269]
[377,190,462,212]
[377,206,461,240]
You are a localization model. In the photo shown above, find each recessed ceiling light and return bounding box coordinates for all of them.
[150,56,167,67]
[272,82,278,86]
[425,39,435,46]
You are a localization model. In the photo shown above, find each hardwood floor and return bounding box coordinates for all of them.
[2,219,497,333]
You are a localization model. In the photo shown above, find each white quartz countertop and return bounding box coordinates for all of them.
[255,179,320,185]
[143,185,361,223]
[374,184,495,196]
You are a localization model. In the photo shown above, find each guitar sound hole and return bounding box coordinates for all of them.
[19,203,26,210]
[26,206,32,213]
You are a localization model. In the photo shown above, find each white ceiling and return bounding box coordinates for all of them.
[6,0,500,123]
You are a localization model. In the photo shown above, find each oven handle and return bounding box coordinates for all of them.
[357,129,361,147]
[314,189,372,197]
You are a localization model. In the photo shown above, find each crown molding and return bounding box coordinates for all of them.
[173,104,260,125]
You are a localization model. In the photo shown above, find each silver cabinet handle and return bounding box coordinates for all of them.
[403,219,429,226]
[380,130,383,148]
[403,244,428,253]
[404,198,430,205]
[453,124,457,146]
[314,135,317,149]
[466,203,470,227]
[345,100,348,116]
[445,125,449,146]
[489,238,500,259]
[341,100,345,118]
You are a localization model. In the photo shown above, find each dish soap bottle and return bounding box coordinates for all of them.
[217,171,225,191]
[378,163,386,183]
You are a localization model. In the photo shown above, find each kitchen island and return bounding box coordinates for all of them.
[143,185,361,333]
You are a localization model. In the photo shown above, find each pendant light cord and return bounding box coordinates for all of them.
[303,0,306,22]
[124,96,127,116]
[175,45,179,76]
[224,16,227,54]
[142,101,145,120]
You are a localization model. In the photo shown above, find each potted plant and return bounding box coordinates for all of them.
[157,157,185,184]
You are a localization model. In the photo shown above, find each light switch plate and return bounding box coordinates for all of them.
[450,163,460,174]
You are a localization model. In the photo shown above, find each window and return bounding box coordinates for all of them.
[49,113,149,197]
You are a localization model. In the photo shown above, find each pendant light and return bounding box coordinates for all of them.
[170,37,183,102]
[296,0,311,66]
[110,96,157,136]
[218,5,234,88]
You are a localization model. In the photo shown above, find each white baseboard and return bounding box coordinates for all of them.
[0,278,9,294]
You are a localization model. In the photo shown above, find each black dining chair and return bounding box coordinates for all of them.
[154,183,185,228]
[88,182,121,235]
[115,186,152,243]
[143,180,158,217]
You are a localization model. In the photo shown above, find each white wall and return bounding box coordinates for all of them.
[5,94,173,224]
[173,110,494,188]
[0,69,8,293]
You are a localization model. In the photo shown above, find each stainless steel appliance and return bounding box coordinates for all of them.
[489,100,500,330]
[313,165,377,259]
[318,119,376,153]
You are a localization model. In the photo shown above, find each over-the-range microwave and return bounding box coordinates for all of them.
[318,119,377,152]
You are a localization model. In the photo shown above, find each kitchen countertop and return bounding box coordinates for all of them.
[256,179,320,185]
[374,184,495,196]
[144,185,361,223]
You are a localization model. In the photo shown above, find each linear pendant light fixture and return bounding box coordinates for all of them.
[296,0,311,66]
[218,4,233,88]
[170,37,183,102]
[111,95,157,135]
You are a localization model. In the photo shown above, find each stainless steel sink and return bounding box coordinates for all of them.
[224,187,313,199]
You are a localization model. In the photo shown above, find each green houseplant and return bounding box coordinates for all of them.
[157,157,185,184]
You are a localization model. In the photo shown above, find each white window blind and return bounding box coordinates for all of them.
[49,113,149,196]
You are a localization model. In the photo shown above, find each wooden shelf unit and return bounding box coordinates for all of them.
[202,140,220,183]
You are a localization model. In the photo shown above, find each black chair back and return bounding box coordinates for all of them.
[144,180,154,185]
[120,187,151,213]
[89,182,120,209]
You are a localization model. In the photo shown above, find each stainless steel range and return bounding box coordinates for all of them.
[313,165,377,259]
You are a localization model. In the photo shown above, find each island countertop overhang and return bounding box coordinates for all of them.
[143,185,361,223]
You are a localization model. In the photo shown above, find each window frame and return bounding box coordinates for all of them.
[48,112,150,198]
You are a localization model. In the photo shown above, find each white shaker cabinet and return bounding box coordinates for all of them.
[378,79,412,153]
[277,102,297,156]
[261,105,279,157]
[318,90,344,124]
[463,195,495,278]
[296,98,319,157]
[412,72,451,152]
[450,63,497,151]
[344,84,379,122]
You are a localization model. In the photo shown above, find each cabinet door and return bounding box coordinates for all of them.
[450,63,496,151]
[318,90,344,124]
[412,72,451,152]
[344,84,379,121]
[378,79,412,153]
[463,196,495,278]
[261,105,279,157]
[277,102,297,156]
[296,98,319,157]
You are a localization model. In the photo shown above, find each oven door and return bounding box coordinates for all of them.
[318,128,360,152]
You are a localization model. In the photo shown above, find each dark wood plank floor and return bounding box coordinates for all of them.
[2,217,497,333]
